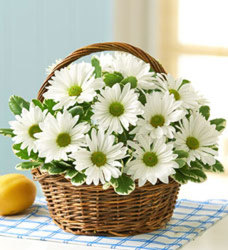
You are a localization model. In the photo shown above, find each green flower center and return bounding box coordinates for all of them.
[91,151,107,167]
[186,136,200,150]
[109,102,125,117]
[68,85,82,97]
[143,152,158,167]
[169,89,180,100]
[56,133,71,147]
[28,124,41,139]
[150,115,165,128]
[121,76,138,88]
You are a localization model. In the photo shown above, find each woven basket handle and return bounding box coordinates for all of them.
[38,42,166,101]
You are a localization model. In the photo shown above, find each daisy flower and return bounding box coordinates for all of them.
[71,129,127,185]
[154,73,199,110]
[93,52,114,72]
[132,92,183,138]
[9,104,47,154]
[43,62,104,110]
[92,83,143,134]
[46,58,63,75]
[112,52,155,90]
[175,112,220,165]
[35,111,89,163]
[126,136,178,186]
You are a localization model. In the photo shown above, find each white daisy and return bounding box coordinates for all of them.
[9,104,47,154]
[93,52,114,72]
[35,111,89,163]
[154,73,199,110]
[43,62,104,110]
[112,52,155,90]
[132,92,183,138]
[175,112,220,165]
[126,136,178,186]
[92,83,143,134]
[46,58,63,75]
[71,128,127,185]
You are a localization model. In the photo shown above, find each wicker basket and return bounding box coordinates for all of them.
[32,42,180,236]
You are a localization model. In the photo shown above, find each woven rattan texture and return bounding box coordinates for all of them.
[33,42,179,236]
[32,168,180,236]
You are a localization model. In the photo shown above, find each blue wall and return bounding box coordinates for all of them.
[0,0,113,195]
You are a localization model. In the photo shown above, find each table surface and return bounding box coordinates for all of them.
[1,173,228,250]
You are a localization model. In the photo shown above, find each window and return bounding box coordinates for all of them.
[159,0,228,169]
[114,0,228,170]
[159,0,228,118]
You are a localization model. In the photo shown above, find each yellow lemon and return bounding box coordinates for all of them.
[0,174,36,216]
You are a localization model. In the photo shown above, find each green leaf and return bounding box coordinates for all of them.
[199,105,210,120]
[210,118,226,132]
[32,99,45,111]
[172,170,189,184]
[71,172,86,186]
[43,99,57,115]
[175,159,186,168]
[91,57,102,78]
[203,160,224,173]
[104,72,124,87]
[110,174,135,195]
[186,169,207,183]
[174,150,189,159]
[138,92,146,105]
[0,128,15,137]
[16,161,40,170]
[68,106,84,117]
[179,79,190,89]
[65,169,78,179]
[121,76,137,88]
[53,160,74,169]
[190,161,204,170]
[12,143,38,161]
[40,163,52,172]
[9,95,30,115]
[102,182,111,190]
[211,160,224,173]
[48,165,67,175]
[180,165,207,183]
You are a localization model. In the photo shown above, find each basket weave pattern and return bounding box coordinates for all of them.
[32,42,180,236]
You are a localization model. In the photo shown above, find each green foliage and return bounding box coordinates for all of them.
[172,163,207,184]
[0,128,15,137]
[175,159,186,168]
[103,72,124,87]
[199,105,210,120]
[202,160,224,173]
[43,99,57,115]
[71,172,86,186]
[16,161,40,170]
[109,174,135,195]
[68,106,84,117]
[91,57,102,78]
[48,164,67,175]
[179,79,190,89]
[210,118,226,132]
[121,76,137,88]
[9,96,30,115]
[138,92,146,105]
[65,169,78,179]
[32,99,45,111]
[40,163,52,172]
[172,170,189,184]
[174,150,189,159]
[12,143,39,161]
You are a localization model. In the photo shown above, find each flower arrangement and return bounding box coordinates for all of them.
[0,52,226,195]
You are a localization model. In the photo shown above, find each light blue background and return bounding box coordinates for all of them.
[0,0,113,195]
